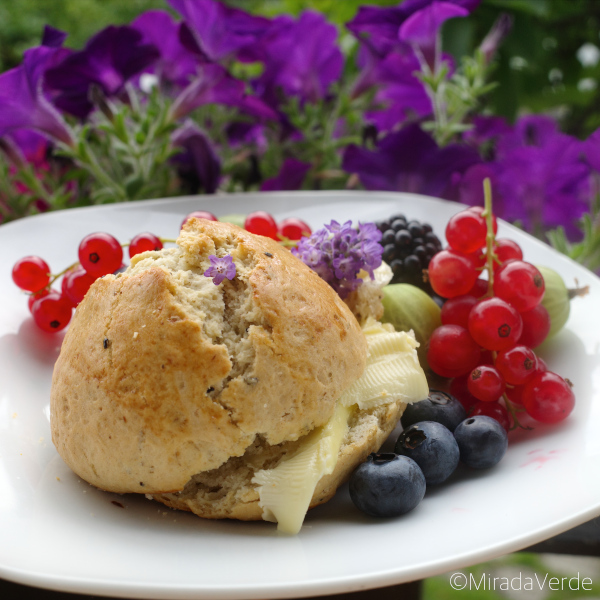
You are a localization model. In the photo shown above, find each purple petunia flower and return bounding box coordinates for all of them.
[399,1,469,70]
[168,63,277,122]
[204,254,237,285]
[292,220,383,298]
[0,46,74,146]
[342,124,481,199]
[250,12,344,107]
[44,26,160,118]
[348,0,477,126]
[41,25,68,48]
[171,120,221,194]
[362,50,433,131]
[131,10,199,90]
[459,115,591,239]
[261,158,311,191]
[167,0,271,62]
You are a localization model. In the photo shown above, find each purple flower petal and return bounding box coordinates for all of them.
[171,121,221,193]
[342,124,480,198]
[0,46,73,145]
[261,158,311,191]
[169,63,245,121]
[42,25,68,48]
[461,116,591,240]
[251,12,343,106]
[362,51,432,131]
[399,2,469,69]
[131,10,200,89]
[45,26,160,118]
[169,63,277,122]
[167,0,271,62]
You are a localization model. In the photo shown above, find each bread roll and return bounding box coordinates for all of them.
[51,219,368,494]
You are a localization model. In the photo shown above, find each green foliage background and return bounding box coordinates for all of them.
[1,0,599,137]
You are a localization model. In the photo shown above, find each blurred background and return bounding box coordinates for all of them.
[2,0,600,138]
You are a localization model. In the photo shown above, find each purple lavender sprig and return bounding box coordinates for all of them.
[292,220,383,298]
[204,254,237,285]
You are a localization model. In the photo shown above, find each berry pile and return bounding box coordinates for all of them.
[349,390,508,518]
[182,210,312,242]
[426,202,575,427]
[12,231,165,333]
[375,214,442,290]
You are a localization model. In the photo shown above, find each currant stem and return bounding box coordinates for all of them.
[482,178,497,296]
[502,392,532,431]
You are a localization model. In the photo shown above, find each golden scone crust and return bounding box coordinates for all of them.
[50,219,367,494]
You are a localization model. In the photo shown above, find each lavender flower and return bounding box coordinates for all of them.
[0,46,74,146]
[204,254,237,285]
[292,220,383,298]
[44,26,160,118]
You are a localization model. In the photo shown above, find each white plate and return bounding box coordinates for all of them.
[1,191,599,600]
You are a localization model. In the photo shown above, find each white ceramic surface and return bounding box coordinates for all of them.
[1,191,599,600]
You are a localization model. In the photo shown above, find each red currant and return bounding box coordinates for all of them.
[450,375,479,412]
[445,210,488,254]
[31,292,72,333]
[12,256,51,292]
[62,267,97,306]
[522,371,575,424]
[427,324,481,378]
[467,365,506,402]
[493,261,545,312]
[244,211,278,239]
[505,384,524,406]
[28,288,50,313]
[519,304,551,349]
[495,345,537,385]
[536,357,549,372]
[129,232,163,258]
[470,401,511,432]
[467,278,489,298]
[78,233,123,277]
[494,238,523,268]
[467,206,498,233]
[428,249,478,298]
[441,294,478,329]
[181,211,218,228]
[278,218,311,241]
[468,297,523,351]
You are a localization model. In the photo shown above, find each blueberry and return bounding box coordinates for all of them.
[395,421,459,485]
[349,453,426,518]
[401,390,466,432]
[454,415,508,469]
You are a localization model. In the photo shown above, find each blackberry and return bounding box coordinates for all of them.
[376,215,442,290]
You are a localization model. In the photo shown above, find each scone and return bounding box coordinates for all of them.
[50,218,427,533]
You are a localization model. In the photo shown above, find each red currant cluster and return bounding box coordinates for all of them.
[12,231,164,333]
[426,204,574,430]
[183,210,311,241]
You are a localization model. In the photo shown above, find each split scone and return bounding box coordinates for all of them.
[50,218,428,533]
